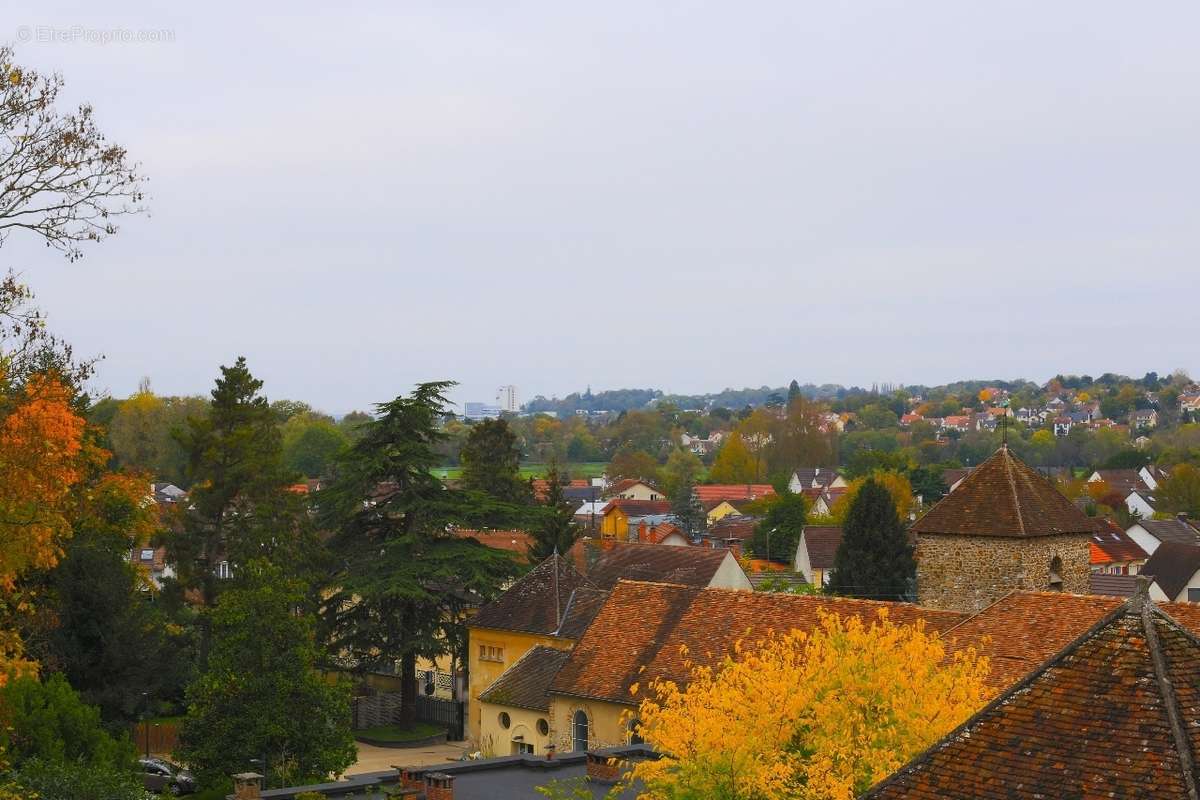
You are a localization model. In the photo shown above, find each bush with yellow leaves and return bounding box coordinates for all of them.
[628,610,990,800]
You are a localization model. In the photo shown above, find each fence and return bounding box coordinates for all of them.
[132,721,180,756]
[351,693,464,741]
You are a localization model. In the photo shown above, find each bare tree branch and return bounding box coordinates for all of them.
[0,47,147,262]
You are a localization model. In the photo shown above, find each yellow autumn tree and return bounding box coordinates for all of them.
[629,610,991,800]
[832,470,914,522]
[709,433,758,483]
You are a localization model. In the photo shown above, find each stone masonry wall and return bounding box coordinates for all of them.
[916,532,1091,614]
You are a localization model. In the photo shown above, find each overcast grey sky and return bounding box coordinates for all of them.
[6,1,1200,414]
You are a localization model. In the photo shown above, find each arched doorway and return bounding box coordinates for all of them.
[572,710,589,752]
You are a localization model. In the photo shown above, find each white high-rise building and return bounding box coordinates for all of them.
[496,385,519,413]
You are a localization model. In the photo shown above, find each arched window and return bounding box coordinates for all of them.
[1049,556,1064,591]
[628,718,644,745]
[572,710,589,752]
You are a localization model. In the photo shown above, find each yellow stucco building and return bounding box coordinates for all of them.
[598,499,671,539]
[468,539,753,755]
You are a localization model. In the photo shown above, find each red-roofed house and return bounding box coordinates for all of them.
[1089,520,1148,575]
[692,484,775,504]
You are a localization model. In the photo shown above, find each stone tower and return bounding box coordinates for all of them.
[913,446,1096,613]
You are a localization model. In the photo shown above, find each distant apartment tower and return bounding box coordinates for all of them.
[496,385,519,413]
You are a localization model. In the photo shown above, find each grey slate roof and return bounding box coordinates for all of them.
[478,645,571,711]
[1089,572,1140,598]
[1137,519,1200,547]
[1142,542,1200,601]
[802,526,843,570]
[470,554,591,636]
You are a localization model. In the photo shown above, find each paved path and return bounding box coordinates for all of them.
[346,741,469,775]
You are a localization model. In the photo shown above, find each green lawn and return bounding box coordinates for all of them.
[432,462,608,480]
[354,722,444,742]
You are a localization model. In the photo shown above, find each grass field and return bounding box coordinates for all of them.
[353,722,444,742]
[432,462,608,480]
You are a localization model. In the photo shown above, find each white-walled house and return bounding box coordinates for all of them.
[787,468,847,494]
[1143,542,1200,603]
[1126,518,1200,556]
[1125,491,1159,520]
[793,526,842,587]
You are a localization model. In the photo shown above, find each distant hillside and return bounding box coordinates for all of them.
[522,371,1176,416]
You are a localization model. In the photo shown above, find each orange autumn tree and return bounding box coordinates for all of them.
[629,610,991,800]
[0,370,91,678]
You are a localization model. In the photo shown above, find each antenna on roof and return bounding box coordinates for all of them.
[552,546,561,628]
[1000,397,1011,449]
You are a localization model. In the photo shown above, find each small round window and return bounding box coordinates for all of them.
[537,718,549,736]
[499,712,511,729]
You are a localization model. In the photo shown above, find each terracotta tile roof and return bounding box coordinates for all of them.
[801,526,842,570]
[692,485,776,503]
[550,581,964,706]
[911,447,1098,538]
[478,645,571,712]
[944,591,1124,691]
[1135,518,1200,547]
[469,554,591,636]
[451,529,534,560]
[1090,469,1150,496]
[602,499,672,518]
[940,468,972,490]
[864,594,1200,800]
[1089,520,1149,565]
[566,539,734,589]
[1142,542,1200,602]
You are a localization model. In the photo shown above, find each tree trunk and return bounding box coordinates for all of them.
[399,650,417,729]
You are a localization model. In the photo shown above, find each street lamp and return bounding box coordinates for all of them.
[141,692,150,759]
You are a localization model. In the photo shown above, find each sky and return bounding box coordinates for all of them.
[5,1,1200,415]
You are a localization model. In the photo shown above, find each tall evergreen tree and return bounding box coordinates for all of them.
[669,475,705,538]
[827,477,914,600]
[528,463,580,562]
[319,383,521,727]
[787,379,802,403]
[166,357,319,662]
[459,418,532,507]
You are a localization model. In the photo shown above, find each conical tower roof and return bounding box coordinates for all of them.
[912,446,1098,538]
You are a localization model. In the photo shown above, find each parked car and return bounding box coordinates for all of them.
[138,758,196,795]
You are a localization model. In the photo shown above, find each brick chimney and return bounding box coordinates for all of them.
[397,767,425,793]
[425,772,455,800]
[231,773,263,800]
[586,753,621,785]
